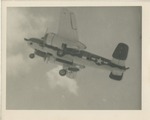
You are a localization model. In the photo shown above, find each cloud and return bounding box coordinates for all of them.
[7,8,53,78]
[46,66,79,95]
[7,8,79,96]
[7,54,31,77]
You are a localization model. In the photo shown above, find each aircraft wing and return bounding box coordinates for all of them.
[58,8,86,50]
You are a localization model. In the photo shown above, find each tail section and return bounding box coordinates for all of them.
[109,71,123,80]
[109,43,129,80]
[112,43,129,61]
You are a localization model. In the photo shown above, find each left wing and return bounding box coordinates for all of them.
[58,8,78,42]
[58,8,86,50]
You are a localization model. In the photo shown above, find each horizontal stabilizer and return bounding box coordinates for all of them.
[109,72,123,81]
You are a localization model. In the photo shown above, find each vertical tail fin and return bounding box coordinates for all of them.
[112,43,129,60]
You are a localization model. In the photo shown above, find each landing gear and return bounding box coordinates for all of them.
[29,53,35,59]
[57,43,67,57]
[62,43,67,49]
[59,69,67,76]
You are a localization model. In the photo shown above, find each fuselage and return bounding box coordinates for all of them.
[25,36,125,73]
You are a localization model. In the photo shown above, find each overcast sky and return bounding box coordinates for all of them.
[6,7,141,110]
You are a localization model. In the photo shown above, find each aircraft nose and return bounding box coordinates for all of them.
[24,38,29,41]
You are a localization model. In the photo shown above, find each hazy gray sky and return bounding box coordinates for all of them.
[7,7,141,110]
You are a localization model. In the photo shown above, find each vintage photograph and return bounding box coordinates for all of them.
[6,7,141,110]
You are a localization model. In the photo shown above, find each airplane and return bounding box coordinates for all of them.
[24,8,129,80]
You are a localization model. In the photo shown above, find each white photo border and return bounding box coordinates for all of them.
[2,1,150,120]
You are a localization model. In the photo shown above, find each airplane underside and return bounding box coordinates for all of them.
[29,49,81,79]
[25,8,129,80]
[28,42,129,80]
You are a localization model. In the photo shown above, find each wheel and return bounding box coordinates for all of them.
[29,53,35,59]
[59,69,67,76]
[57,50,65,57]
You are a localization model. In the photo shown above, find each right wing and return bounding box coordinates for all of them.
[58,8,86,50]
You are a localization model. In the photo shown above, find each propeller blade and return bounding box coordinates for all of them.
[41,28,49,40]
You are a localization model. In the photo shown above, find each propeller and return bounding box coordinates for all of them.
[44,53,51,63]
[41,28,49,47]
[41,28,48,40]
